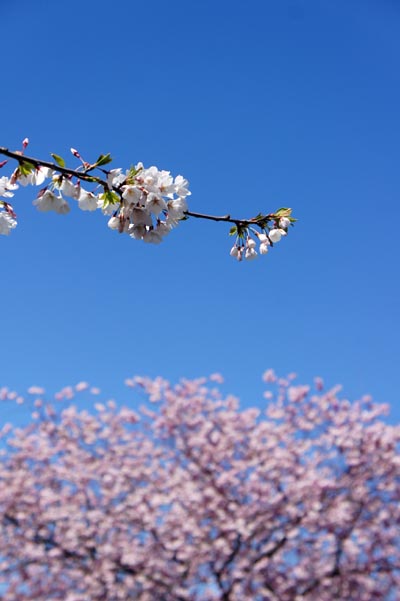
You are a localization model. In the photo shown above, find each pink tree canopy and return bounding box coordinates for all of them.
[0,372,399,600]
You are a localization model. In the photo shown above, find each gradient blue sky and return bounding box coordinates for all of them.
[1,0,399,420]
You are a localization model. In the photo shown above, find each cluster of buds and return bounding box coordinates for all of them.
[0,140,296,258]
[229,214,293,261]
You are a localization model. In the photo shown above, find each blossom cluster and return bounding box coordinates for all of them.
[0,150,191,244]
[105,165,190,244]
[230,216,291,261]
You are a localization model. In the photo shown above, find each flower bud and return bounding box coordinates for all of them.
[247,237,256,249]
[259,242,269,254]
[279,217,290,229]
[230,245,239,257]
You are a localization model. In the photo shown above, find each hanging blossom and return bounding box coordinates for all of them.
[229,214,293,261]
[0,139,296,258]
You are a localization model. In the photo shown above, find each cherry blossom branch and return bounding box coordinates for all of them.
[0,142,297,259]
[0,148,268,225]
[0,147,106,186]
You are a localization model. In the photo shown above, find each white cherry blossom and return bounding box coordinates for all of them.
[146,193,167,217]
[245,247,257,260]
[0,212,17,235]
[107,216,120,230]
[33,190,70,214]
[167,197,187,220]
[269,228,283,243]
[0,176,18,198]
[174,174,191,198]
[78,190,98,211]
[17,166,49,187]
[279,216,290,229]
[143,229,163,244]
[60,178,80,199]
[121,185,142,205]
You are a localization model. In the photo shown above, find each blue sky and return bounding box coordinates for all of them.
[1,0,399,421]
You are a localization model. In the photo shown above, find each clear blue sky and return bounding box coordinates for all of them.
[1,0,399,420]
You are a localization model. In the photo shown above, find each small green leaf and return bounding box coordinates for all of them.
[274,207,292,218]
[19,161,35,176]
[50,153,66,168]
[124,165,140,184]
[95,153,113,167]
[229,226,237,236]
[99,189,120,207]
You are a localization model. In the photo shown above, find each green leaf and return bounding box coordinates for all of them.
[229,226,237,236]
[124,165,140,184]
[19,161,35,176]
[274,207,292,218]
[99,189,120,207]
[95,153,113,167]
[50,153,66,168]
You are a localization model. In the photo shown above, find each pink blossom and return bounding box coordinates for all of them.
[0,372,398,600]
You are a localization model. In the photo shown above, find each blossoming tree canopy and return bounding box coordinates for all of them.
[0,140,296,260]
[0,372,399,600]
